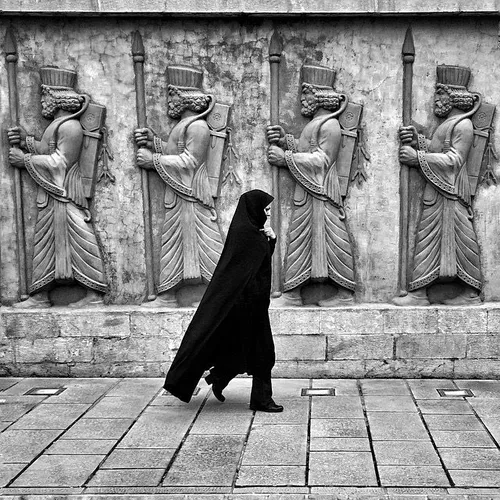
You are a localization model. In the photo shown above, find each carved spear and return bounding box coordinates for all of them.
[132,31,156,301]
[4,26,28,300]
[398,26,415,295]
[269,30,283,296]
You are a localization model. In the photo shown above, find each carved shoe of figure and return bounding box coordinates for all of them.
[392,291,430,307]
[442,291,482,306]
[11,293,51,309]
[271,291,303,307]
[141,294,178,308]
[68,291,104,308]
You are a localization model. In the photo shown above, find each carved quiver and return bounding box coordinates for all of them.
[206,102,231,198]
[468,102,496,195]
[80,103,106,199]
[337,101,363,197]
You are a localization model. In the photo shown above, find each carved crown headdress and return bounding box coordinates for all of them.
[40,67,77,90]
[436,65,471,90]
[301,64,336,90]
[167,65,204,91]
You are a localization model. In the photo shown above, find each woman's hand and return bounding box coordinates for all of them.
[261,226,276,240]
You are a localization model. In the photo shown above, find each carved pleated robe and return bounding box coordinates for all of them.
[410,117,482,291]
[281,115,355,292]
[152,118,224,293]
[164,190,276,403]
[23,118,107,294]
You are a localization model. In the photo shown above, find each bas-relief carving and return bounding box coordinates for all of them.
[267,64,366,307]
[7,67,109,308]
[134,64,229,308]
[394,64,496,307]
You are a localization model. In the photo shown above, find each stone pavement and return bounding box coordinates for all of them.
[1,378,500,499]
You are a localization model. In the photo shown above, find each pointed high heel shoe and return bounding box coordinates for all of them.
[205,374,226,402]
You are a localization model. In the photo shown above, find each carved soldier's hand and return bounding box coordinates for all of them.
[267,125,286,147]
[9,147,26,168]
[399,145,419,167]
[399,126,417,147]
[7,126,27,148]
[134,128,155,149]
[267,144,286,167]
[136,148,154,170]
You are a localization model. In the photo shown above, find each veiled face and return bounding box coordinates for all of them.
[264,204,271,219]
[301,90,318,117]
[434,88,453,118]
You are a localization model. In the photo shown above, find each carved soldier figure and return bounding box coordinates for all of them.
[394,65,484,306]
[135,65,224,307]
[267,64,356,306]
[8,67,108,308]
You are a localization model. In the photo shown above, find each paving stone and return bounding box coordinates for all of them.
[311,418,368,438]
[82,395,154,419]
[253,398,309,424]
[242,424,307,465]
[45,439,117,455]
[236,465,306,486]
[101,448,175,469]
[1,378,74,395]
[268,378,308,401]
[363,395,417,412]
[309,437,371,452]
[309,486,386,496]
[104,378,162,397]
[87,468,164,486]
[0,429,62,462]
[431,430,496,448]
[62,418,133,440]
[212,378,252,404]
[162,435,244,486]
[373,440,441,465]
[8,403,90,430]
[0,379,21,392]
[417,399,473,414]
[311,378,359,395]
[0,421,10,431]
[449,469,500,487]
[407,379,456,399]
[190,409,253,435]
[308,451,377,486]
[118,406,199,448]
[311,396,364,419]
[468,399,500,417]
[455,379,500,399]
[378,465,450,487]
[423,414,484,431]
[482,417,500,443]
[360,379,410,396]
[386,487,449,495]
[0,463,26,487]
[0,401,38,422]
[10,454,105,487]
[198,401,249,414]
[440,448,500,469]
[40,380,117,404]
[368,413,428,440]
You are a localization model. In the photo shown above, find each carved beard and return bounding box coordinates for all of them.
[301,101,318,117]
[41,102,57,119]
[168,101,185,119]
[434,101,453,118]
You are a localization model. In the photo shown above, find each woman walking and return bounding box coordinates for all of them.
[164,189,283,412]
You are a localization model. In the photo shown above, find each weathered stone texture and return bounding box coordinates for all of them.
[274,335,325,361]
[327,334,394,360]
[395,334,467,359]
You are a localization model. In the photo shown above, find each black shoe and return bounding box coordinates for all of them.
[205,374,225,402]
[250,400,284,413]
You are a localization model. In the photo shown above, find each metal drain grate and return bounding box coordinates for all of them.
[24,387,66,396]
[301,388,336,397]
[437,388,474,397]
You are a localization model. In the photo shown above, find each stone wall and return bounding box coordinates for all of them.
[2,14,500,305]
[1,306,500,378]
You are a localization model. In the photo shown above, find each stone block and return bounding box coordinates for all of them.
[449,470,500,487]
[368,412,428,440]
[418,399,473,415]
[363,359,454,378]
[469,400,500,418]
[384,308,438,334]
[373,441,441,465]
[0,429,62,462]
[130,310,190,338]
[87,469,164,487]
[423,414,484,431]
[407,378,456,399]
[378,466,450,487]
[327,334,393,360]
[311,395,364,419]
[273,360,369,379]
[467,334,500,358]
[453,359,500,379]
[190,410,253,435]
[46,439,117,455]
[162,435,245,486]
[3,311,61,338]
[236,465,305,486]
[274,335,325,361]
[309,437,370,452]
[487,309,500,333]
[14,338,93,364]
[437,308,487,334]
[8,403,90,430]
[101,448,175,469]
[396,334,467,359]
[455,379,500,398]
[320,309,384,335]
[360,378,410,395]
[308,452,377,486]
[58,311,131,338]
[440,448,500,470]
[311,418,368,438]
[431,430,496,448]
[364,395,417,413]
[63,418,134,440]
[270,309,321,336]
[0,463,26,488]
[11,454,105,487]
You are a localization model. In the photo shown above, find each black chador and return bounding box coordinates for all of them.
[164,190,282,411]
